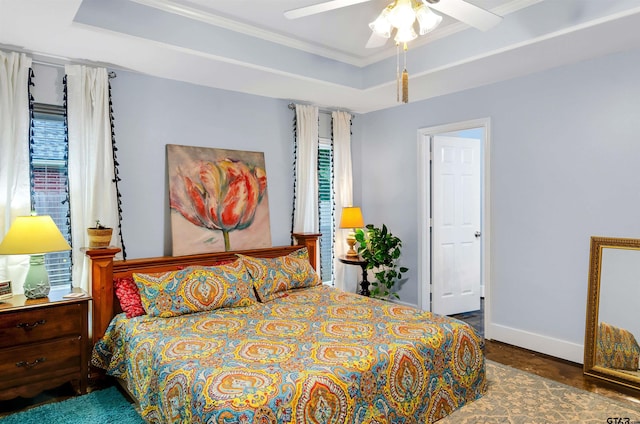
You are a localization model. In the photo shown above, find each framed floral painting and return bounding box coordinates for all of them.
[167,144,272,255]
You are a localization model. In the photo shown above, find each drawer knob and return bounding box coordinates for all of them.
[16,357,46,369]
[16,319,46,331]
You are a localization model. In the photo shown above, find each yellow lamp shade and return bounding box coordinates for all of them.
[0,215,71,299]
[339,207,365,229]
[0,215,71,255]
[339,207,364,258]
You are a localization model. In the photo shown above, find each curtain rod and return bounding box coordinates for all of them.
[287,102,350,115]
[31,59,117,79]
[289,102,331,113]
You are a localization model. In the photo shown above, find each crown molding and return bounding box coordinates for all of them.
[129,0,541,68]
[129,0,369,66]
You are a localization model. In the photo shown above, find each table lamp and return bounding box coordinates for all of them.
[339,206,364,258]
[0,214,71,299]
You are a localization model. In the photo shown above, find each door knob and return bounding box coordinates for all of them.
[475,231,481,238]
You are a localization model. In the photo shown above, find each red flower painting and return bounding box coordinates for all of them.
[167,145,271,254]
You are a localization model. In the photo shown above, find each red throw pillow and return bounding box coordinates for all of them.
[114,276,146,318]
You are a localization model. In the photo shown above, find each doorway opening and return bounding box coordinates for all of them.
[417,118,491,340]
[450,299,485,338]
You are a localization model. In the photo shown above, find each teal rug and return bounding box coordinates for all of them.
[0,386,144,424]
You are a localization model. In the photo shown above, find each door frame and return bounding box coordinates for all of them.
[417,118,492,340]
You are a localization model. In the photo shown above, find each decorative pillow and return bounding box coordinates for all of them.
[112,259,236,319]
[238,248,320,303]
[114,276,146,318]
[596,321,640,370]
[133,259,257,318]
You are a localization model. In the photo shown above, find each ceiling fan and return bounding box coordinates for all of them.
[285,0,502,48]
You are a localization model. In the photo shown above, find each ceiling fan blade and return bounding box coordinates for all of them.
[365,32,389,49]
[425,0,502,31]
[285,0,372,19]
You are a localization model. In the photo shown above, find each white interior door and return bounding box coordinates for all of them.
[432,135,481,315]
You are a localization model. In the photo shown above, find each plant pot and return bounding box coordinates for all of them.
[87,227,113,248]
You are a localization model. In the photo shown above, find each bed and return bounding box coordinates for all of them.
[87,233,486,423]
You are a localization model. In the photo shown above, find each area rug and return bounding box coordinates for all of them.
[1,362,639,423]
[0,386,143,424]
[439,360,640,423]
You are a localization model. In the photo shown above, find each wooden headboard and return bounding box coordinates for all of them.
[84,233,320,346]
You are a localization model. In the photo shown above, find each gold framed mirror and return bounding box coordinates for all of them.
[584,236,640,391]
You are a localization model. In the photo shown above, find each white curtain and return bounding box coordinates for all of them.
[0,51,32,295]
[66,65,121,292]
[332,110,357,293]
[293,104,319,233]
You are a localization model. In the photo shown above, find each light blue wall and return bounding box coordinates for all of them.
[356,46,640,360]
[30,65,358,261]
[108,71,296,258]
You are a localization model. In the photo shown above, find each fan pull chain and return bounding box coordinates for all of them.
[402,42,408,103]
[396,42,400,103]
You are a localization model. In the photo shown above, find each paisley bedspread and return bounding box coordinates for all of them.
[92,285,486,423]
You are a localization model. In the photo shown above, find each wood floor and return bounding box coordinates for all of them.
[2,312,640,417]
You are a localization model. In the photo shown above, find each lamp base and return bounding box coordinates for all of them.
[345,233,359,258]
[24,254,50,299]
[345,249,359,258]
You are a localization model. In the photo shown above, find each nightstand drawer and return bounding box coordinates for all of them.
[0,303,82,348]
[0,336,81,390]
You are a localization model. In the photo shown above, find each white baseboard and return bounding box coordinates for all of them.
[388,298,418,308]
[488,323,584,364]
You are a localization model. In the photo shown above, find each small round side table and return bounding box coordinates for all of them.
[338,256,370,296]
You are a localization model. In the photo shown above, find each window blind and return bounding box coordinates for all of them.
[31,106,72,287]
[318,140,334,284]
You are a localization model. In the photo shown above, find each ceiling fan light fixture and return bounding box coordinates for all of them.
[415,4,442,35]
[394,25,418,43]
[284,0,503,105]
[369,7,393,38]
[386,0,416,29]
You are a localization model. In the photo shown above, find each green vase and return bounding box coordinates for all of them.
[23,254,50,299]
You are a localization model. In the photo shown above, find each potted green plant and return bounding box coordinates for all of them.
[87,220,113,248]
[354,223,408,299]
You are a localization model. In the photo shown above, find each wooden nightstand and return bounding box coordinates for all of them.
[0,288,90,400]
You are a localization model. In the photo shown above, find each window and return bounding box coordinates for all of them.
[30,104,72,287]
[318,138,334,284]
